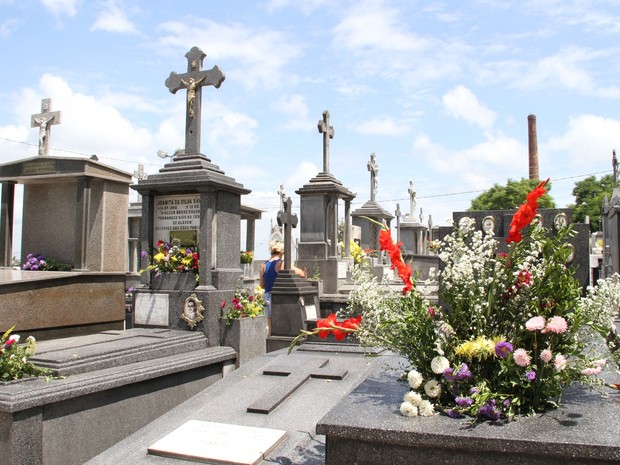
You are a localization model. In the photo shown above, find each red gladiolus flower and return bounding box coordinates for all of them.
[315,314,362,340]
[378,229,413,294]
[507,179,549,244]
[317,314,337,339]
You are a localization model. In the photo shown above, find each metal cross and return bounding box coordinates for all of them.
[367,152,379,201]
[247,358,347,414]
[31,98,61,156]
[165,46,225,156]
[317,110,334,174]
[277,196,298,270]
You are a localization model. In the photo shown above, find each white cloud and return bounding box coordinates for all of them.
[271,94,312,131]
[333,0,430,53]
[40,0,79,17]
[156,19,301,90]
[442,85,496,129]
[354,116,409,136]
[0,18,18,38]
[90,0,139,34]
[544,114,620,164]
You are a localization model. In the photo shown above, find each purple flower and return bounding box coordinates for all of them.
[141,250,148,258]
[443,367,455,381]
[446,409,463,419]
[478,400,501,421]
[455,396,473,407]
[525,371,536,381]
[469,387,479,395]
[495,341,514,358]
[454,363,472,381]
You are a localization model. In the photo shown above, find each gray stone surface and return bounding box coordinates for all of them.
[317,354,620,465]
[85,346,387,465]
[0,329,237,465]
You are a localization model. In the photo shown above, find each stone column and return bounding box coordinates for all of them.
[528,114,539,181]
[198,190,216,290]
[327,194,338,258]
[139,192,154,286]
[246,218,255,253]
[74,176,92,271]
[344,199,351,258]
[1,181,15,268]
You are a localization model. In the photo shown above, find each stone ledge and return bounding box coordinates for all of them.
[0,345,236,413]
[317,354,620,465]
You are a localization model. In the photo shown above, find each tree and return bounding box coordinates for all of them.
[569,174,614,232]
[469,178,555,211]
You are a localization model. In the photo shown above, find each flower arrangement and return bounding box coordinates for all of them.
[341,179,620,421]
[22,253,72,271]
[141,238,199,274]
[1,326,51,381]
[220,286,266,325]
[240,250,254,264]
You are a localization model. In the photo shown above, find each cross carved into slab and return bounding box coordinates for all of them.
[31,98,61,156]
[165,46,225,156]
[277,196,298,270]
[247,358,348,414]
[367,152,379,201]
[317,110,334,174]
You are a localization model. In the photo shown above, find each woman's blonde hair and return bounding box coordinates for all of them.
[269,240,284,255]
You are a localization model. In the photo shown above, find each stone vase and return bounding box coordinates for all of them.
[219,315,267,367]
[243,262,253,278]
[150,272,197,291]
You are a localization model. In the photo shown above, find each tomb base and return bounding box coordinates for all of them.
[317,355,620,465]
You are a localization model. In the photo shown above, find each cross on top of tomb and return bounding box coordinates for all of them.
[613,149,618,190]
[133,164,148,181]
[277,196,298,270]
[31,98,61,156]
[408,179,416,216]
[367,153,379,201]
[317,110,334,174]
[165,46,225,157]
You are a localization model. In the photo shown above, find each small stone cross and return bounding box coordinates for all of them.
[408,179,416,217]
[277,196,298,270]
[31,98,61,156]
[367,153,379,201]
[133,164,148,181]
[247,358,347,414]
[613,149,618,189]
[317,110,334,174]
[165,46,225,156]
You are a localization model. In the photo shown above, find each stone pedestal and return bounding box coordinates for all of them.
[270,270,319,337]
[219,315,267,367]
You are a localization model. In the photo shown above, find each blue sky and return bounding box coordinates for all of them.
[1,0,619,259]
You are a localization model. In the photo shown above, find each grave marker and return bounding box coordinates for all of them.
[165,46,225,156]
[317,110,335,174]
[247,357,347,414]
[30,98,61,156]
[148,420,287,465]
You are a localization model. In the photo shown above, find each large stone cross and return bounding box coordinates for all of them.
[31,98,61,156]
[247,358,347,414]
[317,110,334,174]
[165,46,225,156]
[367,152,379,201]
[277,196,298,270]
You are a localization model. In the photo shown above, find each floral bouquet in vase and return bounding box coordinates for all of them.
[341,179,620,421]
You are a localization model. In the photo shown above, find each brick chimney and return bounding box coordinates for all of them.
[528,114,539,180]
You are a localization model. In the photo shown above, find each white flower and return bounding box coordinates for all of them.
[430,356,450,374]
[418,399,435,416]
[404,391,423,405]
[8,334,20,343]
[26,336,36,343]
[400,401,418,417]
[407,370,423,389]
[424,379,441,398]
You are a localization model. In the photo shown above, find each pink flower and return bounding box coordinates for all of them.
[554,354,567,371]
[525,316,546,331]
[594,359,607,367]
[513,348,531,367]
[581,367,602,376]
[540,349,553,363]
[545,316,568,334]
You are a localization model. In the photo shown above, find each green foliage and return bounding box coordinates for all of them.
[469,178,555,211]
[569,174,614,232]
[1,326,52,381]
[220,286,265,325]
